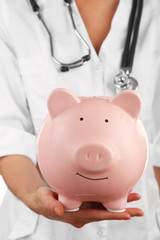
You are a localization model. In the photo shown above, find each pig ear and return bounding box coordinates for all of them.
[47,88,81,118]
[110,90,142,119]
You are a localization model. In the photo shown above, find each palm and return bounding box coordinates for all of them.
[35,187,143,228]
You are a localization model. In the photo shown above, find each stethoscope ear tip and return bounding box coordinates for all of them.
[64,0,72,4]
[83,55,91,62]
[60,66,69,72]
[30,0,40,12]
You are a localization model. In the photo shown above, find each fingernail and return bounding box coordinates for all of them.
[55,207,62,216]
[55,207,61,216]
[137,194,141,199]
[139,210,144,216]
[125,215,131,220]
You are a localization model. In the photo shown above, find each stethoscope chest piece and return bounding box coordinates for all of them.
[114,69,138,94]
[113,0,143,94]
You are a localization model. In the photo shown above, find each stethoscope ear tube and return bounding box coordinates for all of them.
[30,0,91,72]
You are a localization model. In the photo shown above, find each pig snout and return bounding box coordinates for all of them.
[75,144,113,173]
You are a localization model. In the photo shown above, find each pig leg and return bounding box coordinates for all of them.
[58,195,81,212]
[102,197,127,212]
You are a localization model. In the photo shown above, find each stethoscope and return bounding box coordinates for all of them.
[30,0,143,94]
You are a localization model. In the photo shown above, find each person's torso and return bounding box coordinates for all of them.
[0,0,160,239]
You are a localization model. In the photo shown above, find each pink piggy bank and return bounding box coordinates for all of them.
[37,88,149,212]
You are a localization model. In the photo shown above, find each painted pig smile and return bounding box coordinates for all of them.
[76,172,108,181]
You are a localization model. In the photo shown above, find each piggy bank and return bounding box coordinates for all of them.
[37,88,149,212]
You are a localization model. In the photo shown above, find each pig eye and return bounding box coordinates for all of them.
[80,117,83,121]
[105,119,109,123]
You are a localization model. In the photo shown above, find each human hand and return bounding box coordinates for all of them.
[29,187,143,228]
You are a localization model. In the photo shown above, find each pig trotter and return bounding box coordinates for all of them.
[58,195,81,212]
[102,198,127,212]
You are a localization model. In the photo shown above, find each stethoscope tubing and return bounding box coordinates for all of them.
[121,0,143,71]
[29,0,143,93]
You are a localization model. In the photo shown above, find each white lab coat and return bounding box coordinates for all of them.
[0,0,160,239]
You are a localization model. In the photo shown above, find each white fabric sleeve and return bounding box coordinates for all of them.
[150,15,160,168]
[150,132,160,167]
[0,3,37,165]
[150,85,160,167]
[146,11,160,168]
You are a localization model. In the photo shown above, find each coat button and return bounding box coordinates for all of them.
[97,228,105,237]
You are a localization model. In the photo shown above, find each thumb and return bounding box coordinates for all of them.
[37,187,64,216]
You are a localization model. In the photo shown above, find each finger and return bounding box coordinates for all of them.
[125,208,144,217]
[127,193,141,202]
[36,187,64,216]
[67,208,131,221]
[72,223,85,229]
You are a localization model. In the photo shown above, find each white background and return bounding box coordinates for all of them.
[0,176,7,206]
